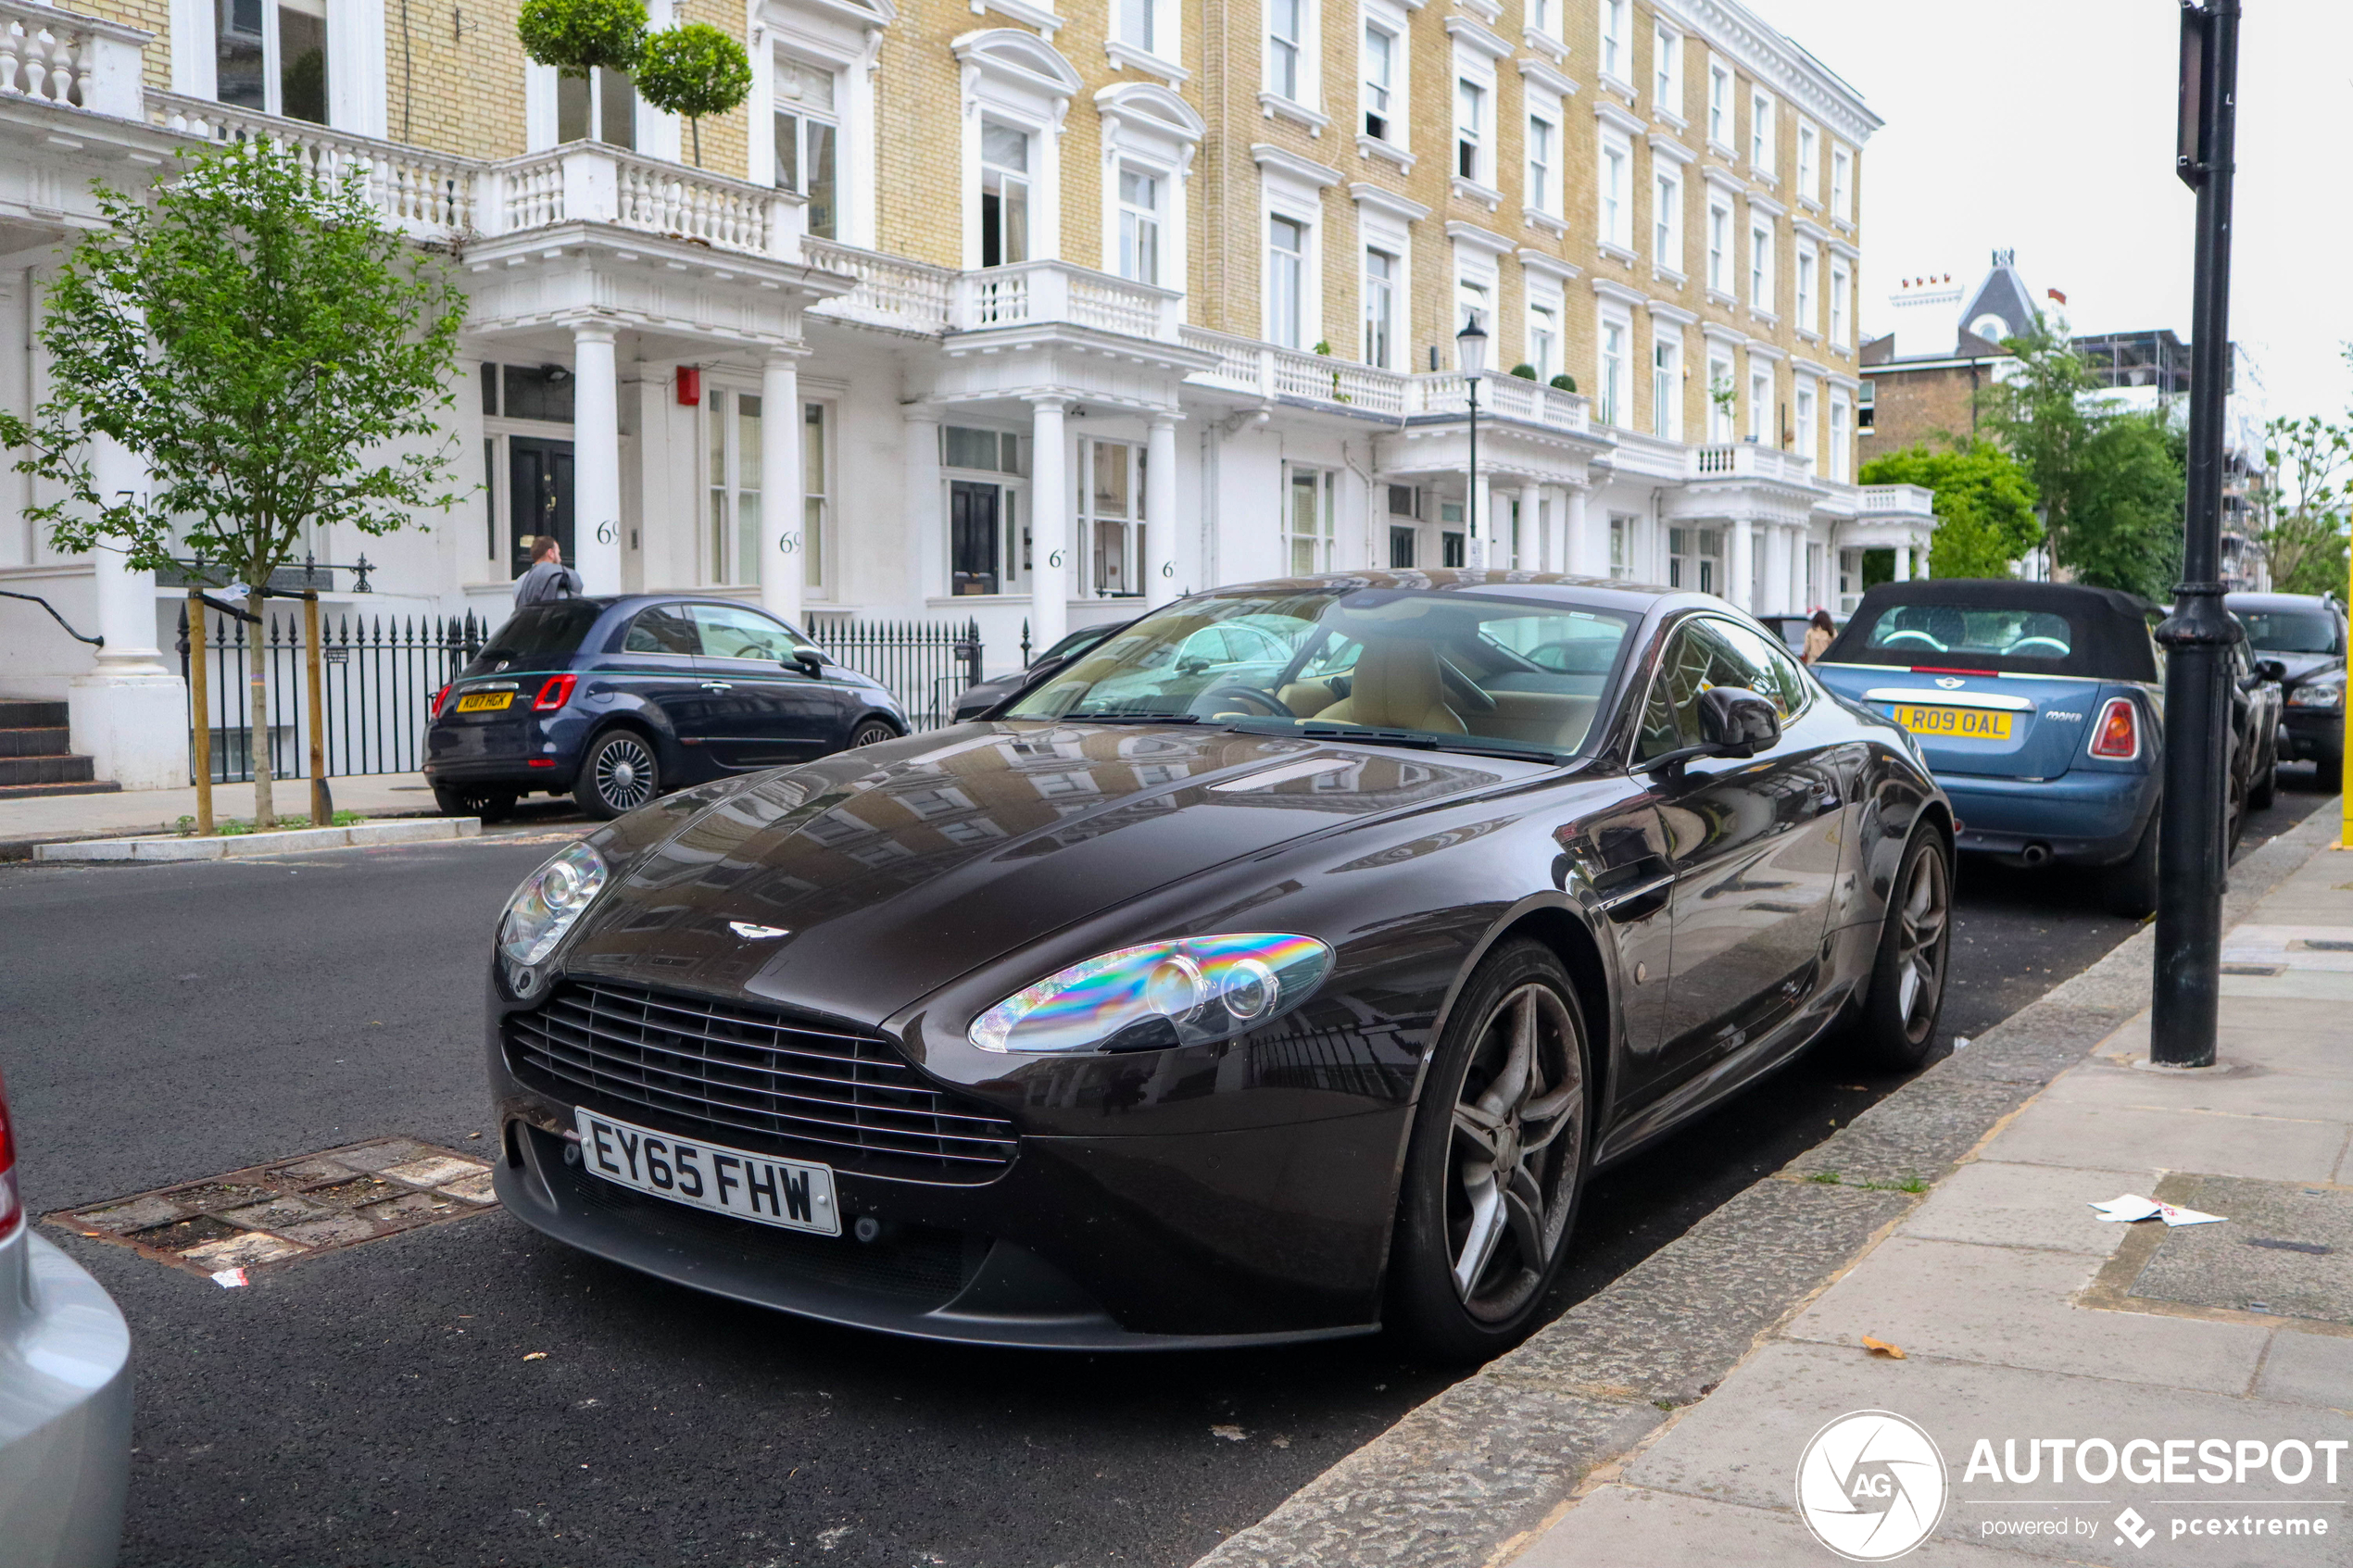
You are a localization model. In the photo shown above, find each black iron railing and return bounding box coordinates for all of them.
[811,617,983,732]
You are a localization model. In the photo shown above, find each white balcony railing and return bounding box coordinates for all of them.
[1688,443,1818,485]
[478,145,800,257]
[1416,371,1592,433]
[2,0,145,119]
[1857,482,1936,518]
[803,238,953,334]
[152,91,477,234]
[951,259,1182,340]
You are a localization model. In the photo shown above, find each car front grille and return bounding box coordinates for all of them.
[506,979,1019,1183]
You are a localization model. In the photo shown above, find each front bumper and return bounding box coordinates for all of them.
[0,1226,132,1568]
[2280,708,2345,762]
[1943,768,2156,867]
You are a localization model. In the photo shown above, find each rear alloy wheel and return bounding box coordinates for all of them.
[2099,809,2161,921]
[1850,828,1953,1072]
[2249,745,2278,810]
[574,730,659,820]
[849,719,900,749]
[1389,940,1589,1362]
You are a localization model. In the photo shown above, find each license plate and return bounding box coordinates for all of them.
[1892,703,2012,741]
[573,1108,840,1236]
[456,691,512,712]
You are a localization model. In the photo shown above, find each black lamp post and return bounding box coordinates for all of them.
[1458,318,1488,568]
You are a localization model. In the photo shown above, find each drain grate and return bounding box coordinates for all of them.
[50,1135,497,1277]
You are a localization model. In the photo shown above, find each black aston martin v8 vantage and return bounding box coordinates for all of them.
[486,572,1954,1360]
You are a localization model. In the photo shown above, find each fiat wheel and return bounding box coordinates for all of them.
[849,719,901,749]
[574,730,659,820]
[1389,939,1590,1361]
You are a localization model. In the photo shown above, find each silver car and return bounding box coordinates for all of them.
[0,1069,132,1567]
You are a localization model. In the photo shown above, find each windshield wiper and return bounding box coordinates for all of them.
[1059,711,1202,724]
[1290,724,1566,766]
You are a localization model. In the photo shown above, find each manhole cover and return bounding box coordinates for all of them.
[2105,1175,2353,1329]
[51,1136,497,1277]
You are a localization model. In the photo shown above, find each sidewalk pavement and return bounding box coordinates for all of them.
[1510,829,2353,1566]
[0,772,444,857]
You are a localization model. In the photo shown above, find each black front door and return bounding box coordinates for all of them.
[510,436,574,580]
[950,480,1002,596]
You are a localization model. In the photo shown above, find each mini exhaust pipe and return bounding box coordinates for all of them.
[2020,843,2052,868]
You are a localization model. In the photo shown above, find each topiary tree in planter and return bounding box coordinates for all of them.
[635,23,753,168]
[1510,363,1537,380]
[1549,373,1576,393]
[518,0,648,104]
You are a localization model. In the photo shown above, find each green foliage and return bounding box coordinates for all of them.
[1509,363,1538,380]
[635,22,752,165]
[2257,410,2353,596]
[1981,317,2184,602]
[517,0,647,78]
[1549,373,1576,393]
[1860,440,2042,580]
[178,810,367,835]
[0,140,469,596]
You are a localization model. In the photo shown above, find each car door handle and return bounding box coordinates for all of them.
[699,681,733,691]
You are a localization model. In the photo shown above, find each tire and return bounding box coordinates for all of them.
[573,729,661,820]
[1847,827,1955,1073]
[2099,809,2160,921]
[2226,759,2247,857]
[431,784,517,824]
[1387,939,1591,1363]
[2250,751,2277,811]
[2319,752,2345,794]
[849,718,901,749]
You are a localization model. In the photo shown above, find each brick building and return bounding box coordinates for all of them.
[2,0,1931,788]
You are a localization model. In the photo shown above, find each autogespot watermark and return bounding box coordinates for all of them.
[1796,1414,2347,1560]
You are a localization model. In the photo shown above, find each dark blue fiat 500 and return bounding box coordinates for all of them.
[424,596,909,820]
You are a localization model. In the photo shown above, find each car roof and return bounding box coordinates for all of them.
[2225,592,2344,613]
[1193,569,1715,618]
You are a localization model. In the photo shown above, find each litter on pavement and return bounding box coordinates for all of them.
[1861,1336,1906,1359]
[2089,1194,2226,1226]
[210,1267,248,1289]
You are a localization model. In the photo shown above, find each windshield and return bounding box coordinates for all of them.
[1003,586,1639,758]
[467,600,605,676]
[1860,605,2074,662]
[2237,609,2340,656]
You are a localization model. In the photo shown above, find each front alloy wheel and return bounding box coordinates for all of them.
[1851,827,1953,1070]
[575,731,659,820]
[1390,939,1589,1361]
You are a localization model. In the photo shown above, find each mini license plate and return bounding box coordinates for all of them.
[573,1108,840,1236]
[1892,703,2012,741]
[455,691,513,712]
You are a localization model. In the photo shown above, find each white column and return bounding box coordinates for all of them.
[1515,481,1541,573]
[1894,542,1912,582]
[1763,521,1793,614]
[1146,415,1179,607]
[759,352,805,625]
[906,404,945,611]
[1790,526,1809,610]
[67,433,184,791]
[571,322,623,595]
[1029,398,1070,653]
[1913,531,1931,580]
[1566,484,1598,576]
[1468,470,1491,570]
[1730,518,1755,609]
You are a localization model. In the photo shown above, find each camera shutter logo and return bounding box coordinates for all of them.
[1794,1410,1948,1562]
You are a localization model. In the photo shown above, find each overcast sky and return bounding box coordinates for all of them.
[1748,0,2353,433]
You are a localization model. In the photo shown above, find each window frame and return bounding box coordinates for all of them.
[1597,131,1631,250]
[1705,59,1731,149]
[1828,393,1851,482]
[1705,197,1730,294]
[1796,119,1818,203]
[1116,162,1165,286]
[1267,210,1311,348]
[1652,327,1680,440]
[1793,380,1817,463]
[1598,0,1628,85]
[1455,74,1489,185]
[1831,257,1852,347]
[1079,436,1146,598]
[1599,312,1629,428]
[701,384,764,589]
[1267,0,1309,105]
[979,115,1036,269]
[1282,462,1337,577]
[1749,215,1774,313]
[1749,89,1774,177]
[1795,245,1817,332]
[942,423,1030,597]
[1526,109,1560,217]
[1361,16,1399,142]
[1653,22,1680,115]
[1706,350,1735,442]
[1748,359,1771,444]
[1363,245,1399,369]
[772,53,841,241]
[1654,166,1682,271]
[1528,299,1560,383]
[1831,144,1853,221]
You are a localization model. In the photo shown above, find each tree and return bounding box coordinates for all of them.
[1859,440,2042,580]
[634,23,753,169]
[517,0,648,85]
[1981,318,2185,603]
[2255,411,2353,596]
[0,141,468,827]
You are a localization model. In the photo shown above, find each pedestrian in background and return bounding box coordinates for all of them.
[513,535,583,608]
[1802,608,1836,664]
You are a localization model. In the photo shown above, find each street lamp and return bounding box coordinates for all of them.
[1458,318,1488,569]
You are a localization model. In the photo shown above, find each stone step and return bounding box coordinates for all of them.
[0,699,69,730]
[0,779,122,801]
[0,726,74,759]
[0,752,99,788]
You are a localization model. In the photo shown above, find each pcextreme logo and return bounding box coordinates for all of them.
[1795,1410,1949,1562]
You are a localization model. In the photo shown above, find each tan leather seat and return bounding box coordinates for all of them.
[1313,641,1466,734]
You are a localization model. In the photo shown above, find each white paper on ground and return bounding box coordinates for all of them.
[210,1266,249,1288]
[2089,1194,2225,1226]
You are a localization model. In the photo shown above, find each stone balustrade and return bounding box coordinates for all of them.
[152,91,476,233]
[3,0,146,119]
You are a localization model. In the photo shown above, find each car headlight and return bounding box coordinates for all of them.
[499,841,608,969]
[970,933,1335,1055]
[2288,682,2345,709]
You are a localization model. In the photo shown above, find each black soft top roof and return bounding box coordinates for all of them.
[1821,578,2159,682]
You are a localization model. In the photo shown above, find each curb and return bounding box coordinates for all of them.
[0,803,447,863]
[1190,804,2346,1568]
[32,817,481,862]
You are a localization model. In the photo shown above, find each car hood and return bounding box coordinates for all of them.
[2266,650,2344,686]
[560,722,1539,1024]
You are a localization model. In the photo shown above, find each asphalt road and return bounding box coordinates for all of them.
[1,770,2335,1568]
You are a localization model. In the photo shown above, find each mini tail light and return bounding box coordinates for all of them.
[430,684,453,720]
[2089,697,2139,759]
[534,674,579,711]
[0,1067,20,1238]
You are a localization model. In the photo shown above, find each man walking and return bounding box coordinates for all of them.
[513,535,584,608]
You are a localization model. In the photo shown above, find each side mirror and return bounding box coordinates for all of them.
[1696,685,1783,758]
[2258,659,2287,684]
[791,648,831,678]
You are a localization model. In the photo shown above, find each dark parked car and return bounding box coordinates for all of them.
[950,620,1127,722]
[484,571,1952,1361]
[1813,579,2274,920]
[425,596,909,821]
[2228,592,2346,791]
